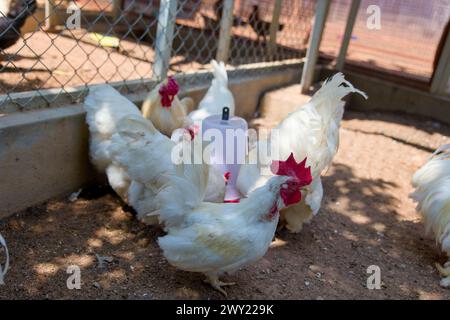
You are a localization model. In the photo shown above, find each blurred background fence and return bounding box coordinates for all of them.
[0,0,449,111]
[321,0,450,81]
[0,0,314,110]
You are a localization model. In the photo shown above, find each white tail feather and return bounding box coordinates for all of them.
[211,59,228,86]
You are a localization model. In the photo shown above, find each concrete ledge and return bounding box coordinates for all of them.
[0,62,303,218]
[0,105,93,218]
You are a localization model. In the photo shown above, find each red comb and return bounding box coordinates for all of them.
[159,77,179,107]
[270,153,312,186]
[223,172,231,184]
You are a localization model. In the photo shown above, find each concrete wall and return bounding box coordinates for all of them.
[0,106,93,217]
[0,62,302,218]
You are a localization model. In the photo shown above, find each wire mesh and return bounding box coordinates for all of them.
[321,0,450,81]
[0,0,314,112]
[228,0,314,65]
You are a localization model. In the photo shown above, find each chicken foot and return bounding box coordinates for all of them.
[435,261,450,288]
[435,261,450,277]
[204,274,236,297]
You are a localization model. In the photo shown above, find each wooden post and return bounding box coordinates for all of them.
[335,0,360,71]
[216,0,235,63]
[430,28,450,95]
[268,0,283,58]
[153,0,177,80]
[300,0,331,94]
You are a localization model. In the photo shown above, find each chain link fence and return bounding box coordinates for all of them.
[320,0,450,81]
[0,0,315,112]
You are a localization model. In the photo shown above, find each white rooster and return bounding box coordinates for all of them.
[411,143,450,288]
[142,77,194,137]
[0,233,9,285]
[236,73,367,232]
[188,60,235,123]
[157,153,312,296]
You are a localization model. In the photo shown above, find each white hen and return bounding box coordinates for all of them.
[84,85,142,199]
[108,114,209,226]
[411,143,450,288]
[157,153,312,296]
[0,233,9,285]
[85,85,205,224]
[188,60,235,123]
[236,73,367,232]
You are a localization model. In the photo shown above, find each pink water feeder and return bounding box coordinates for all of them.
[202,107,248,203]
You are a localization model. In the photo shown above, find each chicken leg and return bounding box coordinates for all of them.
[204,273,236,297]
[436,261,450,276]
[435,261,450,288]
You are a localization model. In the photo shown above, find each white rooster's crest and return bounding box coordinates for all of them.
[0,233,9,285]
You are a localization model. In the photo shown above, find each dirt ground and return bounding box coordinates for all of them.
[1,107,450,299]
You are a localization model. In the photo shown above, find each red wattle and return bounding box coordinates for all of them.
[280,188,302,206]
[224,199,240,203]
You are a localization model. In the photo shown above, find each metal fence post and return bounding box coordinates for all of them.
[430,28,450,95]
[45,0,59,31]
[335,0,360,71]
[153,0,177,80]
[216,0,235,63]
[300,0,331,93]
[268,0,283,58]
[111,0,124,20]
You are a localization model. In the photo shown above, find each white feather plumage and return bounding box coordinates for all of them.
[188,60,236,202]
[107,114,209,226]
[411,144,450,287]
[84,85,142,199]
[84,85,206,224]
[188,60,235,123]
[158,175,291,294]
